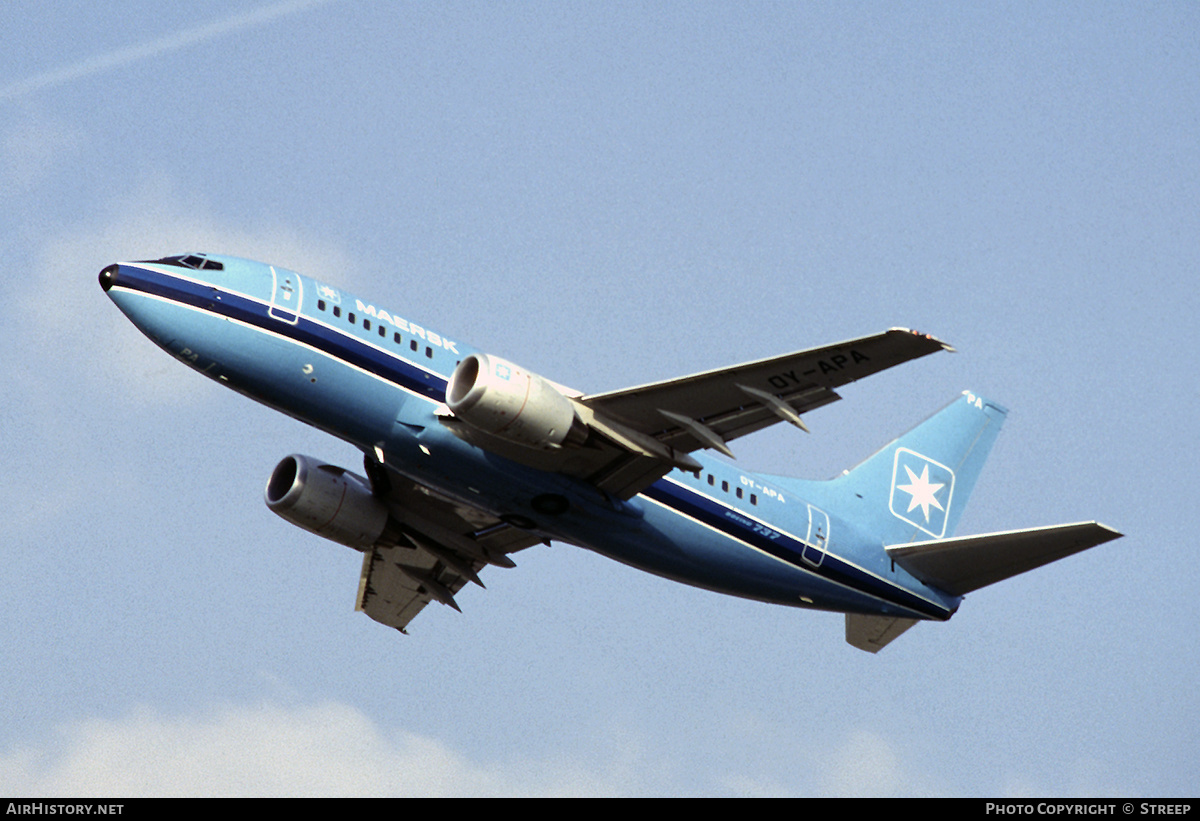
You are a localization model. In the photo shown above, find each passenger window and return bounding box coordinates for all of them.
[348,312,356,324]
[363,319,371,331]
[333,306,341,318]
[317,299,326,311]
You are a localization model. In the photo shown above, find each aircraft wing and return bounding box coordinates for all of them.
[571,328,952,496]
[355,462,543,633]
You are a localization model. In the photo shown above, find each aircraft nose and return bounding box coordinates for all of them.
[99,263,119,292]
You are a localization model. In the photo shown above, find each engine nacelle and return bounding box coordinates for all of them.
[264,454,393,551]
[446,353,583,449]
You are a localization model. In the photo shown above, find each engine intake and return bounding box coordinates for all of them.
[265,454,396,551]
[446,353,584,449]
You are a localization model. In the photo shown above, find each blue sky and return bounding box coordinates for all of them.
[2,0,1197,796]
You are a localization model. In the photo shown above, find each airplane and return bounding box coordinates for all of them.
[99,253,1122,652]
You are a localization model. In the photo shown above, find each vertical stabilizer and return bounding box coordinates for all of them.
[828,391,1007,545]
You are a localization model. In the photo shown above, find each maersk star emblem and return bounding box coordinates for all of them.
[889,448,955,538]
[896,463,945,522]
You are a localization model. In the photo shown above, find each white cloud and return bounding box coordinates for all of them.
[0,706,1010,796]
[815,728,943,797]
[0,174,362,544]
[22,173,358,406]
[0,701,648,797]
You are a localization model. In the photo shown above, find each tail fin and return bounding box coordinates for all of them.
[829,390,1007,545]
[826,392,1123,652]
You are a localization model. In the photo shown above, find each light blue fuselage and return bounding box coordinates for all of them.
[102,255,961,623]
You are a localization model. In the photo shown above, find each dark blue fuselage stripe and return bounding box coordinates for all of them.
[117,264,449,401]
[643,481,948,618]
[118,264,947,620]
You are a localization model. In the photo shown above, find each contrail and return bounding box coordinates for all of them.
[1,0,336,102]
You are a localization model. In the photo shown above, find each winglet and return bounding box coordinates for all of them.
[889,327,956,354]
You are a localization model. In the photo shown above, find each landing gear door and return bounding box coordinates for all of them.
[803,505,830,567]
[269,266,302,324]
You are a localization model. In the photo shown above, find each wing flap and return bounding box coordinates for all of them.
[356,546,450,632]
[885,521,1123,597]
[354,462,544,633]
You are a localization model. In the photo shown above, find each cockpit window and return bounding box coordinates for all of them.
[136,254,224,271]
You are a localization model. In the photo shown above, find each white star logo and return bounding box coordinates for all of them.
[895,463,945,523]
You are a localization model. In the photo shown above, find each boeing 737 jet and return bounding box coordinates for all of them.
[100,253,1121,652]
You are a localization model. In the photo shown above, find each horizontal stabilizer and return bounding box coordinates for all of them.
[886,521,1122,596]
[846,614,919,653]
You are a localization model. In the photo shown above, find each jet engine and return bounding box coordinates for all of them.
[446,353,586,449]
[264,454,397,550]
